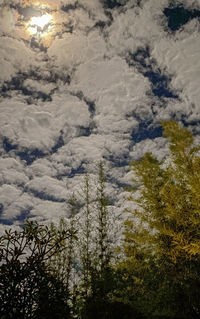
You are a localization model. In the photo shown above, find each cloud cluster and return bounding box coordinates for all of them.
[0,0,200,225]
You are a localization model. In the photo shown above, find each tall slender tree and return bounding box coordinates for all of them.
[96,161,111,273]
[80,174,93,300]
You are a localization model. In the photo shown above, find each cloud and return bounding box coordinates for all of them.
[48,30,107,72]
[0,158,28,186]
[0,0,200,225]
[0,6,16,33]
[25,175,68,201]
[152,32,200,109]
[0,37,36,83]
[0,94,90,151]
[130,136,169,161]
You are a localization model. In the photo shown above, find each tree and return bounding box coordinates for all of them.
[80,174,93,301]
[96,161,111,273]
[49,196,79,318]
[81,162,123,319]
[0,220,71,319]
[123,121,200,318]
[50,196,78,289]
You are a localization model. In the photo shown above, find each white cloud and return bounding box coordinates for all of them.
[0,7,16,34]
[94,114,138,136]
[0,0,200,225]
[0,37,35,83]
[107,0,168,56]
[130,137,169,161]
[23,78,56,95]
[27,158,58,178]
[70,56,150,105]
[0,93,90,150]
[52,134,107,169]
[152,32,200,109]
[30,200,70,220]
[48,30,107,72]
[25,176,68,200]
[0,184,33,219]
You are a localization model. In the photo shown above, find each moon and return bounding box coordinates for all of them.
[28,13,52,36]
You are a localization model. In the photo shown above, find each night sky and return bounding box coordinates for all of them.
[0,0,200,229]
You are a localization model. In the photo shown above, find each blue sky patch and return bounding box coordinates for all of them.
[127,47,179,99]
[164,4,200,31]
[17,149,46,165]
[132,121,163,143]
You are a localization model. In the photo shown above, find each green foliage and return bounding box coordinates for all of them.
[123,121,200,318]
[0,221,70,319]
[130,121,200,262]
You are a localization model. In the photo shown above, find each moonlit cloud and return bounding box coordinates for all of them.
[28,13,52,36]
[0,0,200,225]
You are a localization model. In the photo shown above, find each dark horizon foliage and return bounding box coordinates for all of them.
[0,220,71,318]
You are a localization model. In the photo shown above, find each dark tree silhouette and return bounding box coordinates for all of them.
[0,220,71,319]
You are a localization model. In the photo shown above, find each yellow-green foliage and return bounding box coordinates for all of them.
[126,121,200,263]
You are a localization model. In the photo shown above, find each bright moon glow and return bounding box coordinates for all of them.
[28,14,52,36]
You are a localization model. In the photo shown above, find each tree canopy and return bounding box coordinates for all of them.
[123,121,200,318]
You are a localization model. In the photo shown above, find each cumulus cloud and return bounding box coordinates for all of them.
[0,0,200,225]
[0,94,90,150]
[152,33,200,109]
[48,30,107,72]
[0,37,36,83]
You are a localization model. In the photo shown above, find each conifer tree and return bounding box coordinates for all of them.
[96,161,111,273]
[128,121,200,262]
[123,121,200,318]
[80,174,93,300]
[81,162,120,319]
